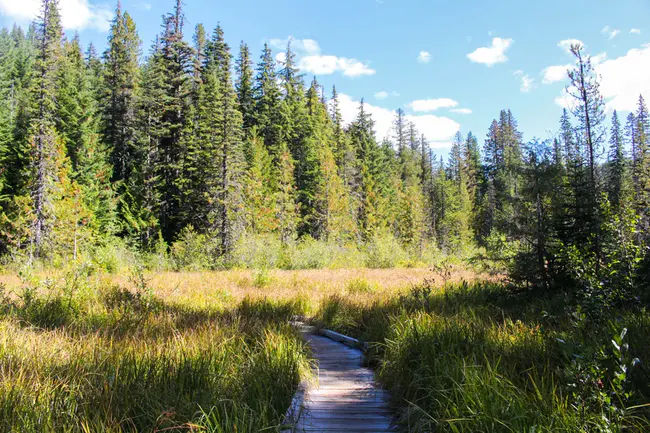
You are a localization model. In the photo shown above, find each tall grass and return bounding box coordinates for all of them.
[0,271,311,432]
[315,281,650,432]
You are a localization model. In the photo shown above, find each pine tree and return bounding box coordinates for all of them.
[274,143,299,244]
[156,0,194,242]
[127,39,165,247]
[58,35,116,236]
[191,23,206,85]
[243,131,277,234]
[208,33,246,257]
[634,95,650,235]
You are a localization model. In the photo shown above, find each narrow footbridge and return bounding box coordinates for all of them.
[285,326,395,432]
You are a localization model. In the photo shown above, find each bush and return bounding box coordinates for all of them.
[91,237,138,274]
[170,226,214,271]
[364,232,408,268]
[231,233,283,269]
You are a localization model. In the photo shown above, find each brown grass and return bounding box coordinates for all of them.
[0,267,496,308]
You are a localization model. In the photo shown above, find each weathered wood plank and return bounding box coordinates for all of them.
[293,333,395,433]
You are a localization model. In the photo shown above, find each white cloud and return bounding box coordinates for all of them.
[336,93,460,146]
[592,52,607,65]
[417,50,431,63]
[514,70,535,93]
[0,0,112,31]
[630,28,641,35]
[374,90,399,100]
[601,25,620,40]
[467,37,513,66]
[553,43,650,113]
[269,37,321,55]
[408,98,459,112]
[542,64,571,84]
[597,44,650,112]
[542,52,606,85]
[558,39,584,54]
[554,94,576,110]
[269,37,375,78]
[451,108,473,115]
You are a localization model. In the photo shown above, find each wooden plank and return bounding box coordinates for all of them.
[292,331,395,432]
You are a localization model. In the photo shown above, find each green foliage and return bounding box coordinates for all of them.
[170,225,213,271]
[315,280,650,432]
[364,231,408,268]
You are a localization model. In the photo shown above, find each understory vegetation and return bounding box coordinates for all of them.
[316,279,650,432]
[1,266,648,432]
[0,268,310,433]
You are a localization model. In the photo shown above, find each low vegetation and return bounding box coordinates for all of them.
[1,265,647,432]
[316,279,650,432]
[0,267,310,432]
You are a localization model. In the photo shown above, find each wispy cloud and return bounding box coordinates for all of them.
[514,70,535,93]
[374,90,400,100]
[602,25,620,40]
[542,64,572,84]
[630,28,641,35]
[451,108,472,115]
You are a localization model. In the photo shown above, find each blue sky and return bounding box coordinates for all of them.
[2,0,650,156]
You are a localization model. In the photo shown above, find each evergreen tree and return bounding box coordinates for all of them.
[634,95,650,235]
[606,110,626,211]
[102,1,140,185]
[27,0,66,257]
[243,131,277,234]
[235,41,255,134]
[254,44,283,159]
[156,0,194,242]
[566,43,606,271]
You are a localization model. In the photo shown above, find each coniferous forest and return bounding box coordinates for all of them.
[1,0,650,432]
[0,0,648,292]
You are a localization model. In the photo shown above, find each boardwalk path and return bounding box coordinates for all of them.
[292,330,395,432]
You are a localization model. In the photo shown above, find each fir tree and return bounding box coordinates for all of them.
[606,110,626,211]
[235,41,255,134]
[102,1,140,185]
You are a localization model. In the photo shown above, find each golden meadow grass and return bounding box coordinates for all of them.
[0,266,648,432]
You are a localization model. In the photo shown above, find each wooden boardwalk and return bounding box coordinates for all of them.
[293,332,395,432]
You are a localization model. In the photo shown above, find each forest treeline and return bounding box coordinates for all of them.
[0,0,649,298]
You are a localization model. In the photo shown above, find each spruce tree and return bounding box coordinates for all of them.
[157,0,194,242]
[26,0,67,258]
[566,44,606,271]
[102,1,140,185]
[235,41,255,134]
[634,95,650,236]
[254,44,283,160]
[606,110,626,211]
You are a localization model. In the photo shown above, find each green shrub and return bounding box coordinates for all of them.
[231,233,283,269]
[364,231,408,268]
[170,225,213,271]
